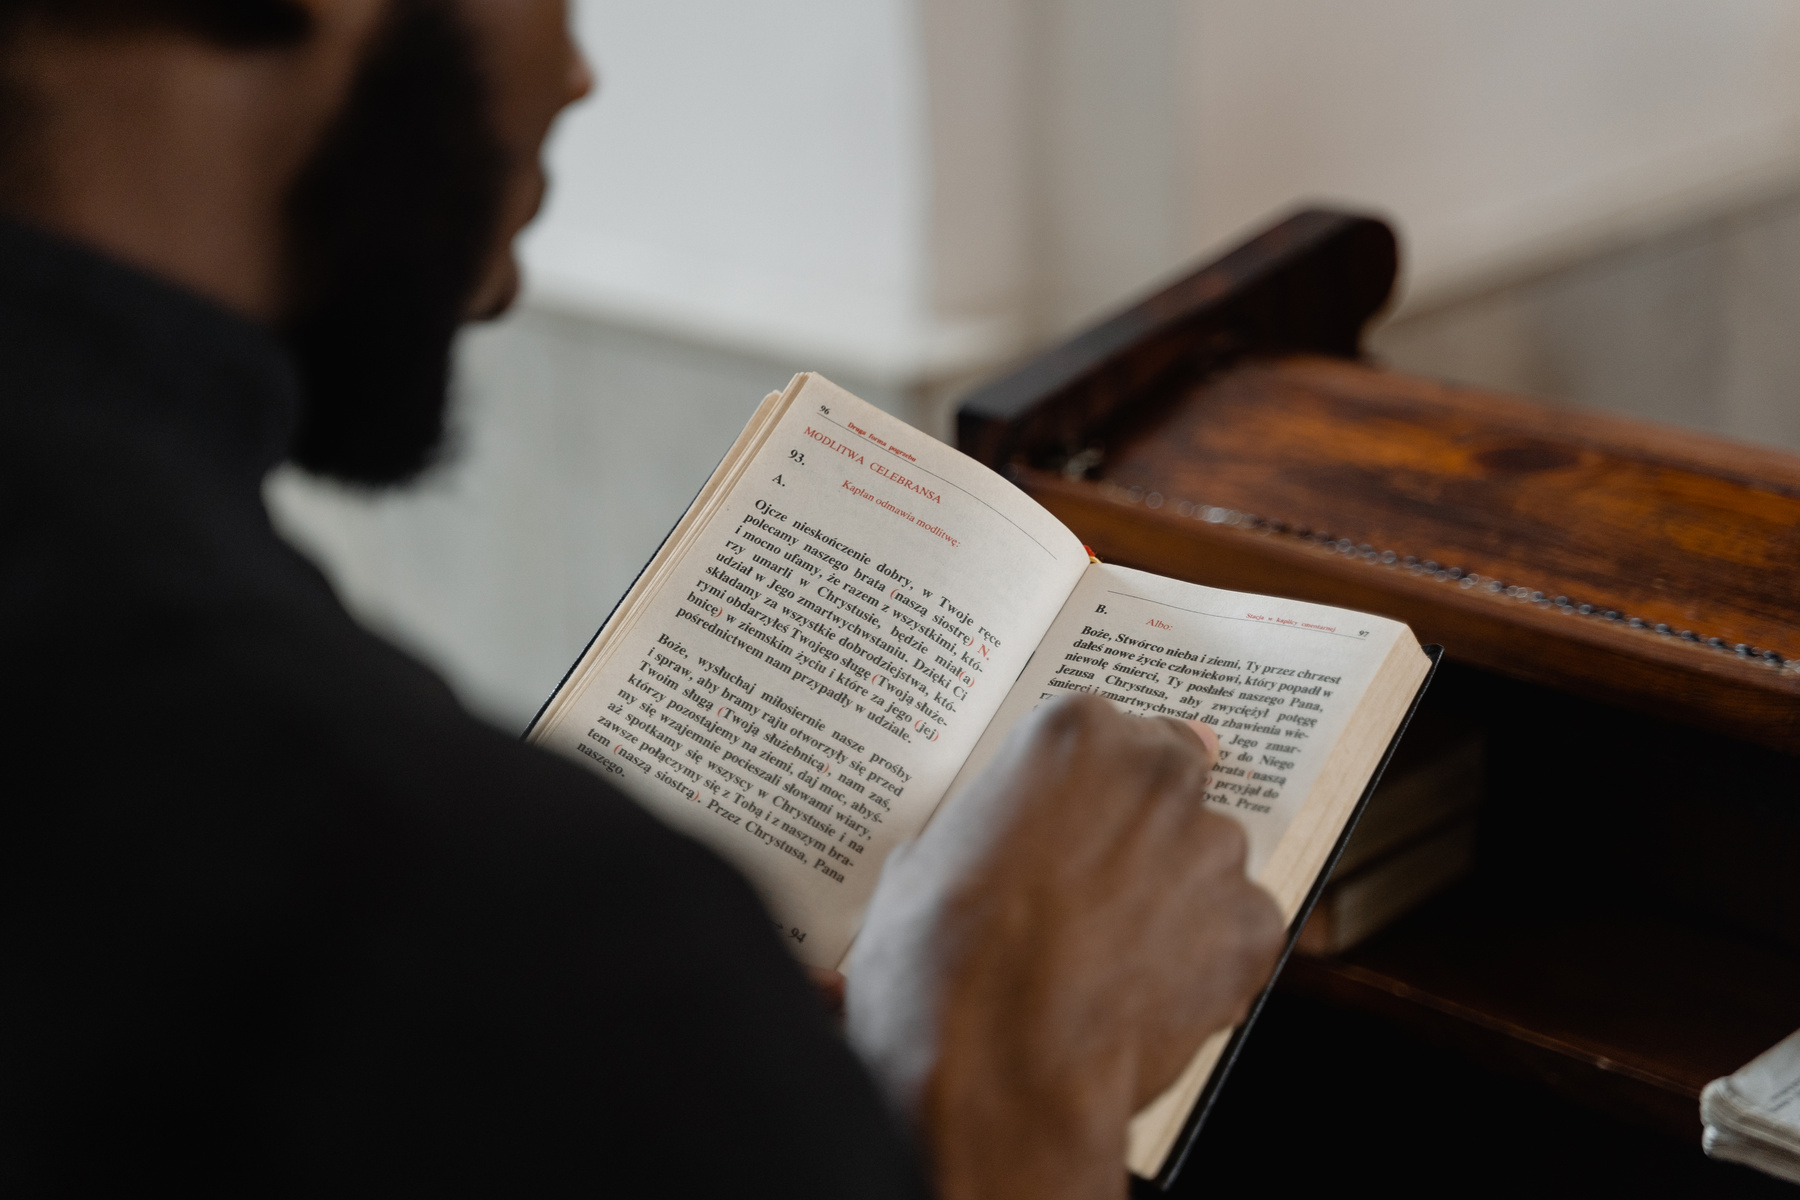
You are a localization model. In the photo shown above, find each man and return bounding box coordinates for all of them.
[0,1,1282,1196]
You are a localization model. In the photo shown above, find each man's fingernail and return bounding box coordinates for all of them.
[1187,720,1219,759]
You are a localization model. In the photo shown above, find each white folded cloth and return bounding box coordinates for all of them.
[1702,1027,1800,1183]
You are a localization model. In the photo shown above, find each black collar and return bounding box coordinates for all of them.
[0,216,301,483]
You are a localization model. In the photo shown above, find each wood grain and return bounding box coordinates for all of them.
[1014,357,1800,754]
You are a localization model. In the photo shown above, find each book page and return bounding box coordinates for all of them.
[947,564,1409,877]
[939,564,1424,1177]
[531,375,1089,966]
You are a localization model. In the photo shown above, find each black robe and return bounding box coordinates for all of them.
[0,218,925,1197]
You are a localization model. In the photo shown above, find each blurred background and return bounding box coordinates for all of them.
[268,0,1800,730]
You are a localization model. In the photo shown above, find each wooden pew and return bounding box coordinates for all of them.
[957,210,1800,1186]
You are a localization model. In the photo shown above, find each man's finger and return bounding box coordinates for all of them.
[1156,716,1219,766]
[805,967,847,1020]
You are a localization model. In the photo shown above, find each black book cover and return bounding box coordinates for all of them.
[1137,643,1445,1192]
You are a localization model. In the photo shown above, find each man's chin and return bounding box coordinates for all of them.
[465,254,522,322]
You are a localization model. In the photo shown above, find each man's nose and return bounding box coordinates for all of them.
[567,47,595,105]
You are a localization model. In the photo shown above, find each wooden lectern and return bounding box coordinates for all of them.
[958,211,1800,1192]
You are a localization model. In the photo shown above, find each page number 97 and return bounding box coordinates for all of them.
[789,449,805,466]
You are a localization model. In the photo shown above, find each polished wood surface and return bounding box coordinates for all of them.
[1013,355,1800,754]
[1099,355,1800,653]
[960,210,1800,752]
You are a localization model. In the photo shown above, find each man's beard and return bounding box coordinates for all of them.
[281,0,507,486]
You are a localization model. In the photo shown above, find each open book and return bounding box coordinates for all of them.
[527,373,1434,1182]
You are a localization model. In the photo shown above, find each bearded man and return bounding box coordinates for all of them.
[0,2,1281,1196]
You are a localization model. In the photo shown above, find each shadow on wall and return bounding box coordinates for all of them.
[1369,187,1800,454]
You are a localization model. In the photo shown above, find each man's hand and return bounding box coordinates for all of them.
[846,695,1283,1200]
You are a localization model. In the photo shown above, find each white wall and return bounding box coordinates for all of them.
[1174,0,1800,317]
[1028,0,1189,339]
[519,0,1025,386]
[522,1,1800,360]
[1369,188,1800,453]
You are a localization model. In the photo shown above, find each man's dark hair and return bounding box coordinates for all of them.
[0,0,310,46]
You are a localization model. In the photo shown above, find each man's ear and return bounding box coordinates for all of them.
[274,0,390,105]
[161,0,312,47]
[286,0,371,22]
[280,0,390,55]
